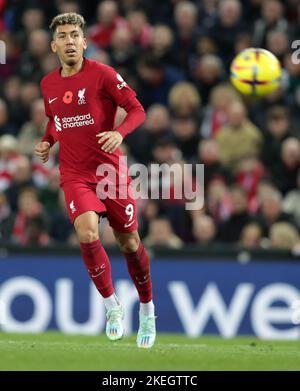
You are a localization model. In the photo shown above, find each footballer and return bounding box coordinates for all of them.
[34,13,156,348]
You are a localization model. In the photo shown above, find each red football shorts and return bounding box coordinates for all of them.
[62,180,138,233]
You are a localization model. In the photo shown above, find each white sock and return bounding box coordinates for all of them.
[103,293,120,311]
[140,300,155,316]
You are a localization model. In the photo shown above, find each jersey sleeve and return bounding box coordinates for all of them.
[101,66,137,108]
[40,81,58,147]
[115,97,146,138]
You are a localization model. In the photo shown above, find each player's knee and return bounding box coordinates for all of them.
[77,228,99,243]
[119,236,140,253]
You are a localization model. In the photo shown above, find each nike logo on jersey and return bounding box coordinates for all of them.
[49,97,58,104]
[124,220,135,228]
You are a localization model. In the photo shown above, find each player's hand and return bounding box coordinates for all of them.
[34,141,51,163]
[96,131,123,154]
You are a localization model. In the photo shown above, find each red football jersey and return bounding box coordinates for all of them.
[41,58,139,184]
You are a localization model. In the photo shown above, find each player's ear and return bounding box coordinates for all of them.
[51,41,57,53]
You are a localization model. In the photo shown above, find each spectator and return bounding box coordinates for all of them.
[266,30,289,63]
[0,135,20,191]
[194,35,218,58]
[19,81,41,123]
[272,137,300,195]
[138,199,162,239]
[218,185,252,243]
[11,187,49,246]
[148,24,177,67]
[192,214,217,245]
[208,0,245,67]
[200,83,241,138]
[49,189,73,243]
[5,155,34,211]
[126,9,152,49]
[235,156,265,213]
[168,81,202,118]
[156,160,195,241]
[23,216,50,247]
[2,76,25,131]
[269,222,299,250]
[18,29,50,81]
[192,54,224,105]
[216,101,263,171]
[0,99,17,136]
[88,0,127,49]
[173,1,200,74]
[16,8,45,50]
[197,138,232,188]
[151,137,181,165]
[255,187,296,237]
[108,26,136,71]
[197,0,218,32]
[171,115,200,161]
[240,223,263,249]
[260,105,295,173]
[233,32,253,55]
[0,32,20,80]
[0,192,13,243]
[18,99,47,155]
[143,216,183,248]
[283,168,300,228]
[57,0,81,14]
[39,166,60,214]
[136,54,184,109]
[206,177,233,224]
[284,53,300,101]
[291,86,300,125]
[290,1,300,41]
[125,104,172,165]
[40,52,60,76]
[253,0,288,48]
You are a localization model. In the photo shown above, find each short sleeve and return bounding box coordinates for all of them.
[101,66,136,107]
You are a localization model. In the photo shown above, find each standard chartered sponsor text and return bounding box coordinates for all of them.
[62,113,95,128]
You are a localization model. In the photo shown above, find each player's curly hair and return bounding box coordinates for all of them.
[50,12,86,35]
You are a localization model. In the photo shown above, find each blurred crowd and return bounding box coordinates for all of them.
[1,0,300,252]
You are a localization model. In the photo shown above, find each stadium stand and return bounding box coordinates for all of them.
[0,0,300,255]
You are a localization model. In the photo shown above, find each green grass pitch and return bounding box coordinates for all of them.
[1,332,300,371]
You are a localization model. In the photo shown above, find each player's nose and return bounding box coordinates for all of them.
[65,34,75,44]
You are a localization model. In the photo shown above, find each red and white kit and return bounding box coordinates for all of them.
[41,58,145,232]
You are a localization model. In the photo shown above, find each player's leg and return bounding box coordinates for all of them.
[113,229,156,349]
[101,182,156,347]
[62,181,125,341]
[74,211,124,341]
[75,211,115,300]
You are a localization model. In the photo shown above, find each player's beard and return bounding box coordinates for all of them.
[65,58,77,66]
[64,51,83,67]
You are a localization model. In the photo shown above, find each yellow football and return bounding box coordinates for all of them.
[230,48,282,97]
